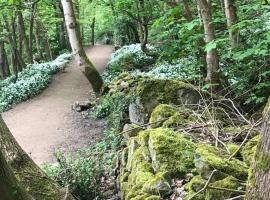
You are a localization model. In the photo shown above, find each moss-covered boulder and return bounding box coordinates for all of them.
[148,128,195,176]
[129,78,202,125]
[194,144,248,180]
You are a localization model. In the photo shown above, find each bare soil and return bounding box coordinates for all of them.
[2,45,114,166]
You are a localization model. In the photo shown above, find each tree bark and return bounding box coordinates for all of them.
[17,9,33,63]
[138,0,148,52]
[224,0,238,48]
[197,0,219,83]
[246,106,270,200]
[0,42,10,79]
[0,115,75,200]
[91,17,95,46]
[61,0,103,94]
[0,145,33,200]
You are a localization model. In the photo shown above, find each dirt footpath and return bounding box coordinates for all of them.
[2,45,113,166]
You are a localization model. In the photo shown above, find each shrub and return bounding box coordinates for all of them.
[0,53,72,112]
[131,57,202,82]
[107,44,158,72]
[91,91,130,131]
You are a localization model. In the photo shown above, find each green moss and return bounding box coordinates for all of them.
[241,135,260,166]
[256,151,270,171]
[149,104,178,128]
[184,176,205,200]
[14,159,62,200]
[129,78,201,123]
[145,196,161,200]
[148,128,195,176]
[142,172,171,197]
[206,176,243,200]
[227,143,239,155]
[162,113,184,128]
[195,144,248,180]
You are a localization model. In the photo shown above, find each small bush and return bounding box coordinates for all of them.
[91,91,130,131]
[0,53,72,112]
[107,44,158,71]
[131,57,202,82]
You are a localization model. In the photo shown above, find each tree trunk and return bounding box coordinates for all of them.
[29,3,37,59]
[56,1,67,50]
[138,0,148,52]
[224,0,238,48]
[0,145,33,200]
[246,106,270,199]
[197,0,219,83]
[0,115,75,200]
[61,0,103,94]
[91,17,95,46]
[17,9,33,63]
[0,42,9,79]
[182,0,193,21]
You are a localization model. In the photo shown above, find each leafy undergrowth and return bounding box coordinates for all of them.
[102,44,202,86]
[43,92,130,200]
[0,53,72,112]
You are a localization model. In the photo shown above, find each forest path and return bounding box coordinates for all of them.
[2,45,114,166]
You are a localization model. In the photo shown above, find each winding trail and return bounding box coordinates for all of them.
[2,45,114,166]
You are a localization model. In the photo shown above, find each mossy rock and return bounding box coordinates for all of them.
[148,128,195,176]
[184,175,243,200]
[240,135,260,166]
[206,176,243,200]
[149,104,178,128]
[149,104,196,129]
[194,144,248,180]
[142,172,171,197]
[184,176,205,200]
[129,78,202,125]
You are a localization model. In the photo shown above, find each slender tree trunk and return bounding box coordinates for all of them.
[182,0,193,21]
[61,0,103,94]
[17,9,33,63]
[3,47,10,77]
[29,3,37,58]
[0,42,9,79]
[138,0,148,52]
[0,42,5,79]
[246,106,270,199]
[35,19,44,60]
[91,17,95,46]
[56,1,67,49]
[224,0,238,48]
[197,0,219,83]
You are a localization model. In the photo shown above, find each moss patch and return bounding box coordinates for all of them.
[194,144,248,180]
[148,128,195,176]
[241,135,260,166]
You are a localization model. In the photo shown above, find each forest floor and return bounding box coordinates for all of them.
[2,45,114,166]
